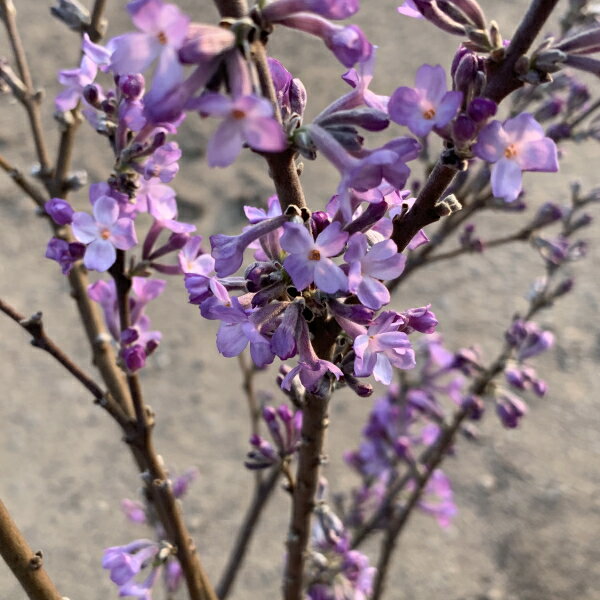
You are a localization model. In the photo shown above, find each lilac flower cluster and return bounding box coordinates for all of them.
[306,494,376,599]
[103,467,197,599]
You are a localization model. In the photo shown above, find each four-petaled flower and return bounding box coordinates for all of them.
[72,196,137,271]
[473,113,559,202]
[191,93,288,167]
[388,64,462,137]
[281,222,349,293]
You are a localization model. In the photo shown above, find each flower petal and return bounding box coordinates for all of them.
[84,239,116,271]
[491,158,523,202]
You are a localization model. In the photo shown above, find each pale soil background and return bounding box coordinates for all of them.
[1,1,599,599]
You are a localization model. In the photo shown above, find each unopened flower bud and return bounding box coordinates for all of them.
[119,74,145,100]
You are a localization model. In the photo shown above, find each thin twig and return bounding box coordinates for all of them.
[0,298,130,427]
[0,0,51,177]
[0,153,47,209]
[283,390,330,600]
[370,279,555,598]
[216,466,281,599]
[0,499,64,600]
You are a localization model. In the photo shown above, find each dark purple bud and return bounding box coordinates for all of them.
[451,46,471,78]
[328,298,374,325]
[342,371,373,397]
[453,52,479,96]
[262,406,285,452]
[290,78,307,116]
[121,327,140,346]
[448,0,487,29]
[534,98,564,122]
[462,395,484,420]
[83,84,101,107]
[119,74,145,100]
[496,391,527,428]
[145,338,159,355]
[567,81,590,114]
[529,202,564,228]
[552,277,574,298]
[122,344,147,372]
[45,238,85,275]
[45,197,74,225]
[344,200,388,235]
[319,108,390,132]
[244,261,277,293]
[310,211,331,237]
[393,436,412,460]
[467,97,497,122]
[452,114,476,142]
[547,122,572,142]
[404,305,438,333]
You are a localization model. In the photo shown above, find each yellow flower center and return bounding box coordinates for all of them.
[157,31,168,45]
[504,144,518,159]
[232,109,246,120]
[308,249,321,261]
[100,228,111,240]
[422,108,436,120]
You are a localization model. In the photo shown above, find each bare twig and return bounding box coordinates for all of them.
[0,298,130,427]
[283,390,330,600]
[0,153,47,209]
[0,499,64,600]
[216,466,281,599]
[0,0,52,177]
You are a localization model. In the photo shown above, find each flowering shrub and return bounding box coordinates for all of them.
[0,0,599,599]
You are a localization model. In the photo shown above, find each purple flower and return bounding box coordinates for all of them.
[473,113,559,202]
[344,233,406,309]
[45,238,85,274]
[178,236,215,274]
[281,221,348,293]
[102,539,158,586]
[388,64,462,137]
[45,198,74,225]
[110,0,190,99]
[55,55,97,112]
[403,305,438,333]
[496,390,528,428]
[340,48,389,112]
[506,319,555,361]
[210,214,288,277]
[282,358,343,392]
[172,467,198,498]
[354,312,416,385]
[418,469,456,528]
[143,142,182,183]
[121,499,147,524]
[192,92,287,167]
[71,196,137,271]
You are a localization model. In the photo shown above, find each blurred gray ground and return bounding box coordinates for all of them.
[1,1,599,599]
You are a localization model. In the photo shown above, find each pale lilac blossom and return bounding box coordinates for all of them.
[354,312,416,384]
[473,113,559,202]
[110,0,190,99]
[281,221,348,293]
[344,233,406,309]
[388,64,462,137]
[72,196,137,271]
[55,55,97,112]
[192,93,287,167]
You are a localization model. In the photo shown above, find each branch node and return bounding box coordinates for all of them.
[29,550,43,570]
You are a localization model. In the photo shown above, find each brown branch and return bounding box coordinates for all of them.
[0,298,130,428]
[283,390,330,600]
[0,499,64,600]
[216,466,281,599]
[484,0,562,103]
[0,153,47,209]
[0,0,51,178]
[88,0,108,42]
